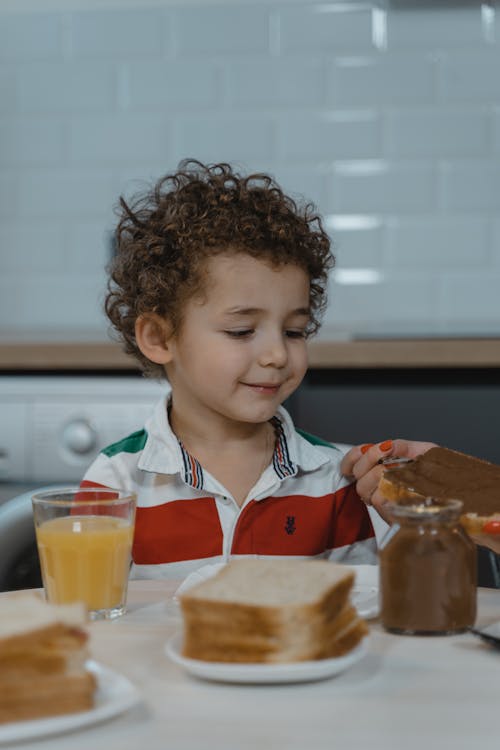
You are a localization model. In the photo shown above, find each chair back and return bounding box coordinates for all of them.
[0,485,65,592]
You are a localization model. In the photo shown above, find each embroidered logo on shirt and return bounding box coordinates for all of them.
[285,515,296,535]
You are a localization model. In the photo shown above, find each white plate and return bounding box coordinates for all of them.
[174,562,226,599]
[480,621,500,642]
[174,563,380,620]
[351,565,379,620]
[482,621,500,637]
[0,661,140,745]
[165,631,368,684]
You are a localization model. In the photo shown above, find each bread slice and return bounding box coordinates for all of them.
[379,446,500,534]
[0,673,95,723]
[0,595,88,658]
[179,559,368,663]
[0,594,96,724]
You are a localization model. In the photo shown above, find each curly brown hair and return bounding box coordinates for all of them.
[105,160,334,378]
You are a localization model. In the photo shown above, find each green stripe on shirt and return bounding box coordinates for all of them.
[296,428,340,451]
[101,429,148,457]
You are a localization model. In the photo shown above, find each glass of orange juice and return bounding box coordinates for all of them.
[32,488,136,620]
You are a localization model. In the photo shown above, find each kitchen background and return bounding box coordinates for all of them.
[0,0,499,589]
[0,0,499,338]
[1,0,500,493]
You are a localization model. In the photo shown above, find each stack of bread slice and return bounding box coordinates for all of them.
[179,559,368,663]
[0,595,96,724]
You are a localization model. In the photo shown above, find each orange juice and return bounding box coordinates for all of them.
[36,515,133,612]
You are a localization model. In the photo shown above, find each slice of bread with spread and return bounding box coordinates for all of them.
[0,595,96,724]
[379,446,500,541]
[179,559,368,663]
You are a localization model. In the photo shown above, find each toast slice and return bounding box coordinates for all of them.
[0,673,95,723]
[179,559,368,663]
[0,594,96,724]
[379,446,500,534]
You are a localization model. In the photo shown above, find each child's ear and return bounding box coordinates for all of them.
[135,313,175,366]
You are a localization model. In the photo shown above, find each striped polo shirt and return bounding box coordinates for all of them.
[81,396,386,579]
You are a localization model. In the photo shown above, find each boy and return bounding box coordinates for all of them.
[82,160,432,579]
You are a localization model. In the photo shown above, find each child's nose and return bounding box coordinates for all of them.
[258,334,288,368]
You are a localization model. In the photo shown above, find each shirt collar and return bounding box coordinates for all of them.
[272,406,333,474]
[137,394,185,476]
[138,396,331,489]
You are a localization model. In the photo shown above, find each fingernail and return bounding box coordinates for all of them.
[379,440,393,452]
[360,443,374,454]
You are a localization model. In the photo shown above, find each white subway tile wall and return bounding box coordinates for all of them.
[18,63,117,113]
[0,13,62,61]
[0,0,499,339]
[494,108,500,152]
[279,5,375,53]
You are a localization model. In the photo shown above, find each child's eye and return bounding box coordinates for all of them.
[285,330,306,339]
[224,329,254,338]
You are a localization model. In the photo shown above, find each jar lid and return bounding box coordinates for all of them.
[387,496,463,520]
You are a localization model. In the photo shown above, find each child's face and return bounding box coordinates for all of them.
[165,253,310,429]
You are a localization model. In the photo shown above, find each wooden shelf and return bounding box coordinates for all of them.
[1,338,500,370]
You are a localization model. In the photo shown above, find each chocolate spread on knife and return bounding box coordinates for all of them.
[382,447,500,517]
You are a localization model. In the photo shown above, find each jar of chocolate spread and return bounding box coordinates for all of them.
[379,497,477,635]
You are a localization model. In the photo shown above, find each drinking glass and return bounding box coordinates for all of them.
[32,487,136,620]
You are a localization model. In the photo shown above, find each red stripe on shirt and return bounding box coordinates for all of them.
[79,479,118,500]
[132,497,223,564]
[73,480,121,515]
[231,485,374,556]
[189,454,200,488]
[276,440,283,464]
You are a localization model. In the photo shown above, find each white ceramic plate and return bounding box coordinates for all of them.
[0,661,140,745]
[481,621,500,639]
[174,563,380,620]
[165,631,368,684]
[174,562,226,599]
[350,564,379,620]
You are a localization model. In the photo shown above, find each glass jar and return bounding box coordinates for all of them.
[379,497,477,635]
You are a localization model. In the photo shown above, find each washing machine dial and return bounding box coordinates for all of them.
[62,419,98,456]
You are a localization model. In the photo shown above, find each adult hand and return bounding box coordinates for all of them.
[340,439,437,523]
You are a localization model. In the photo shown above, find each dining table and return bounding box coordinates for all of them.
[2,578,499,750]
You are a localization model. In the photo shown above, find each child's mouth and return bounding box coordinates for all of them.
[244,383,281,394]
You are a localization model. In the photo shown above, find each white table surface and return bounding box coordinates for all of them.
[4,579,500,750]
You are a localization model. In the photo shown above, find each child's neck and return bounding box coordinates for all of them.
[169,408,276,507]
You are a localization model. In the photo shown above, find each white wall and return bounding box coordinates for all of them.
[0,0,499,339]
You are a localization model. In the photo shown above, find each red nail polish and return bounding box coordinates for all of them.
[379,440,393,452]
[360,443,374,454]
